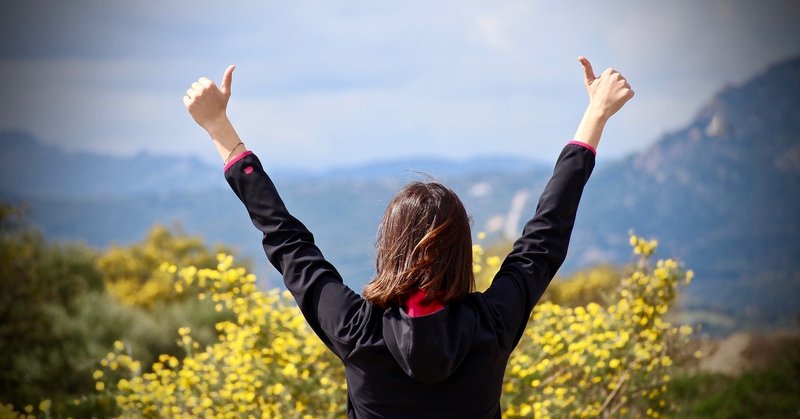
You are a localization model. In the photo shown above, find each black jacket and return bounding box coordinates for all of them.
[224,142,595,418]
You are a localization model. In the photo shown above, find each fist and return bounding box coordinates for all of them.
[579,56,634,119]
[183,65,235,130]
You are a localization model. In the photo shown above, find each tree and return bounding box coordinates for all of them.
[97,224,246,309]
[0,202,104,412]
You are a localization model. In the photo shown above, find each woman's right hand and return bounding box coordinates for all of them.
[571,56,634,151]
[579,56,634,120]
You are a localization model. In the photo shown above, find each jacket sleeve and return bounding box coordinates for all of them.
[482,142,595,351]
[223,151,369,358]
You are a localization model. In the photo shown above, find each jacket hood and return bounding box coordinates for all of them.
[382,300,476,385]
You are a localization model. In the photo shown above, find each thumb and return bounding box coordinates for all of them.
[578,56,596,85]
[220,64,235,96]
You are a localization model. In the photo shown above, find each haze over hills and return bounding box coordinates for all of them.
[0,131,547,199]
[576,54,800,273]
[0,131,220,200]
[1,55,798,333]
[569,56,800,329]
[0,130,554,291]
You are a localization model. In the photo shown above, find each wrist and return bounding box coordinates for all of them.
[203,114,232,137]
[203,115,248,163]
[584,104,611,123]
[573,106,607,150]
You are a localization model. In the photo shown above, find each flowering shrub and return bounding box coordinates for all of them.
[472,241,621,307]
[97,225,239,309]
[539,265,620,307]
[497,235,695,418]
[88,233,692,418]
[0,400,52,419]
[98,255,345,418]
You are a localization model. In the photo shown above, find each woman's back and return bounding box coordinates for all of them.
[184,56,633,417]
[221,143,595,417]
[343,294,506,418]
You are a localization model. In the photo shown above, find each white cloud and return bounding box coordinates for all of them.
[1,0,798,169]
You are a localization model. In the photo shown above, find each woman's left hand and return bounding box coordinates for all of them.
[183,65,235,132]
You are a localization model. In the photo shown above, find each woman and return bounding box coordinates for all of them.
[183,56,633,418]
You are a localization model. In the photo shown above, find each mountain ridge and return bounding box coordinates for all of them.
[1,55,798,332]
[0,129,554,198]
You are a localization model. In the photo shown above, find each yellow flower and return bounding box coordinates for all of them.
[97,240,688,418]
[487,256,501,267]
[38,400,51,412]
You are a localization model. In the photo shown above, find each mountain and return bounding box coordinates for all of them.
[0,131,551,288]
[577,56,800,270]
[567,56,800,329]
[2,55,798,333]
[0,131,222,199]
[0,130,548,198]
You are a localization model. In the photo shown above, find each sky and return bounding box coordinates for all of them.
[1,0,798,170]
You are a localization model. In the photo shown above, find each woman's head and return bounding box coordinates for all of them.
[363,181,474,308]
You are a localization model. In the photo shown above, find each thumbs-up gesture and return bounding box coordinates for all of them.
[578,56,634,120]
[183,65,236,131]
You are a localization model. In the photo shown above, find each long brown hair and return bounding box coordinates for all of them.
[363,181,474,308]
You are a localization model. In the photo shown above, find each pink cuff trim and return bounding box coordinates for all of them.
[223,150,254,172]
[567,140,597,156]
[404,289,445,317]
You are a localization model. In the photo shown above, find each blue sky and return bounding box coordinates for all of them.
[1,0,798,170]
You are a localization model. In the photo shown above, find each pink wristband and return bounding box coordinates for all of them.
[567,140,596,156]
[223,150,254,172]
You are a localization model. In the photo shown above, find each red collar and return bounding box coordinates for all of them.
[404,289,445,317]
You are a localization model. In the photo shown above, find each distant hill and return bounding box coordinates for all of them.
[0,130,546,199]
[568,56,800,330]
[0,131,221,199]
[1,55,798,333]
[576,56,800,270]
[0,130,551,288]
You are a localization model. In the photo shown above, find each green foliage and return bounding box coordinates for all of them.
[0,203,104,411]
[473,235,621,308]
[498,235,694,417]
[97,257,345,417]
[7,198,793,417]
[472,238,512,290]
[666,338,800,418]
[98,224,245,309]
[542,265,621,307]
[0,203,236,416]
[87,234,693,418]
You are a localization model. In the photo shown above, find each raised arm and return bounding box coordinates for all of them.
[571,56,635,152]
[482,56,634,351]
[183,65,250,165]
[183,66,369,358]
